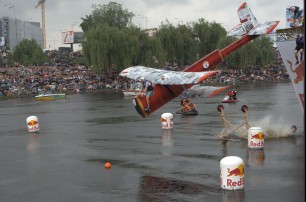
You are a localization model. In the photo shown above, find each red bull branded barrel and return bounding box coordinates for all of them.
[220,156,244,190]
[161,113,173,129]
[26,116,40,133]
[248,127,264,149]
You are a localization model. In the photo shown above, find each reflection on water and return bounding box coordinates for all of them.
[222,189,245,202]
[139,175,219,201]
[87,115,144,125]
[161,129,174,156]
[161,129,174,146]
[27,133,40,153]
[246,149,265,167]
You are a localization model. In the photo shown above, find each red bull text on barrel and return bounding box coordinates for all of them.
[220,156,244,190]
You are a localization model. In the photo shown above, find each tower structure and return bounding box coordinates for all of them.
[35,0,46,49]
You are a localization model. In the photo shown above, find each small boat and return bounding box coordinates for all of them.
[34,85,66,101]
[221,95,239,103]
[176,109,198,115]
[35,91,66,101]
[176,98,198,115]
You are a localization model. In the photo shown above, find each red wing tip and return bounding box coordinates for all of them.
[265,21,280,34]
[208,85,231,98]
[197,71,220,83]
[237,2,247,11]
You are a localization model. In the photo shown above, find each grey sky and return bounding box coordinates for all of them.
[1,0,303,50]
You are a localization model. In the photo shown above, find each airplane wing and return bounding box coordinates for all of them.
[227,24,246,36]
[227,2,279,36]
[228,21,279,36]
[247,21,280,35]
[180,85,230,99]
[119,66,220,85]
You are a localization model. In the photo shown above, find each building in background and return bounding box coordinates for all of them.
[0,17,42,51]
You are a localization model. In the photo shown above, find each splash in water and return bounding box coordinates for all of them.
[251,115,301,138]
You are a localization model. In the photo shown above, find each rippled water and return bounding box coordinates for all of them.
[0,81,304,202]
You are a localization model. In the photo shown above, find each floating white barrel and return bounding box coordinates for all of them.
[161,113,173,129]
[26,116,40,132]
[220,156,244,190]
[248,127,264,149]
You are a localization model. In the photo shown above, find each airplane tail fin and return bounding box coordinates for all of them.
[228,2,279,36]
[238,2,258,32]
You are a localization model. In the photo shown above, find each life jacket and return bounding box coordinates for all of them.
[296,35,304,46]
[143,80,154,91]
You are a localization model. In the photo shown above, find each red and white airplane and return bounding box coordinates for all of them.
[120,2,279,117]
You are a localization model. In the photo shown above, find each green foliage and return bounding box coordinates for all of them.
[83,24,165,73]
[12,39,48,66]
[80,1,277,72]
[80,1,134,32]
[217,36,277,68]
[156,22,197,66]
[0,51,14,67]
[74,55,88,65]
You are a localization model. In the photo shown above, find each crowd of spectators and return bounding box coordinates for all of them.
[0,50,290,97]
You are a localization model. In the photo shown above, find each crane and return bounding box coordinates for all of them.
[35,0,46,49]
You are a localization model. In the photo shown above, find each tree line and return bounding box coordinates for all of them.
[1,1,277,73]
[80,1,277,73]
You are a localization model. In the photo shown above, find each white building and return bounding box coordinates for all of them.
[0,17,42,51]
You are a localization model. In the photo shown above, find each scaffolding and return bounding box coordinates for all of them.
[275,26,304,41]
[217,104,252,140]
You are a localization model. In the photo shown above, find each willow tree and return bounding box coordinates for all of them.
[81,1,166,72]
[80,1,277,71]
[82,24,165,73]
[173,24,197,66]
[140,34,166,68]
[216,36,237,68]
[217,35,277,68]
[254,37,277,65]
[156,21,197,66]
[156,21,177,64]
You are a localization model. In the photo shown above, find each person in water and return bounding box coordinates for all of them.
[226,90,234,100]
[232,89,237,100]
[139,77,154,111]
[226,89,237,100]
[180,98,196,112]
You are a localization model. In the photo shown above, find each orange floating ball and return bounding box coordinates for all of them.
[105,162,112,169]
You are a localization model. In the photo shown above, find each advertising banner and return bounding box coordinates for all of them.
[62,31,74,44]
